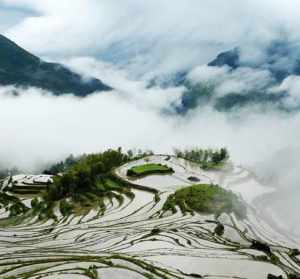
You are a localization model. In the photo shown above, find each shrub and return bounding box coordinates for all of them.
[214,223,225,236]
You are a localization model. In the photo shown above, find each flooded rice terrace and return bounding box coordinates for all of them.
[0,155,299,279]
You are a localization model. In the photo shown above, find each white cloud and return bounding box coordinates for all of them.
[0,58,290,173]
[4,0,300,76]
[0,86,172,170]
[187,65,229,85]
[0,59,183,170]
[187,65,274,98]
[0,74,298,173]
[216,67,273,96]
[271,75,300,108]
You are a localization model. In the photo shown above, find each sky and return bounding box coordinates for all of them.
[1,0,300,234]
[2,0,300,76]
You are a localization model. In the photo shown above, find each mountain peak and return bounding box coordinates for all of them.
[208,47,240,69]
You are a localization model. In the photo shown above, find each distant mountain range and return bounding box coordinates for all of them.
[0,34,111,96]
[1,33,299,113]
[168,40,300,113]
[208,41,300,82]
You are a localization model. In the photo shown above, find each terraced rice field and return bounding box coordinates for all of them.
[0,155,299,279]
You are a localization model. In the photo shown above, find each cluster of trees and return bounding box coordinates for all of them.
[44,148,131,202]
[0,192,29,217]
[24,148,140,220]
[43,149,153,175]
[43,154,79,175]
[174,147,229,169]
[26,148,152,219]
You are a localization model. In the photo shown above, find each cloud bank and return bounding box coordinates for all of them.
[187,65,275,98]
[0,59,299,173]
[3,0,300,76]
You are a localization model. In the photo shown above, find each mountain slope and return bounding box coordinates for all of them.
[208,47,240,69]
[0,34,111,96]
[207,41,300,82]
[172,41,300,113]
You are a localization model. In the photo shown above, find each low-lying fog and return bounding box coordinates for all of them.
[1,60,299,172]
[1,59,300,240]
[1,0,300,237]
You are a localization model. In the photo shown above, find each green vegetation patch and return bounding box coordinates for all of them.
[174,147,229,170]
[163,184,246,218]
[127,163,174,177]
[31,149,137,219]
[1,148,156,221]
[0,192,29,217]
